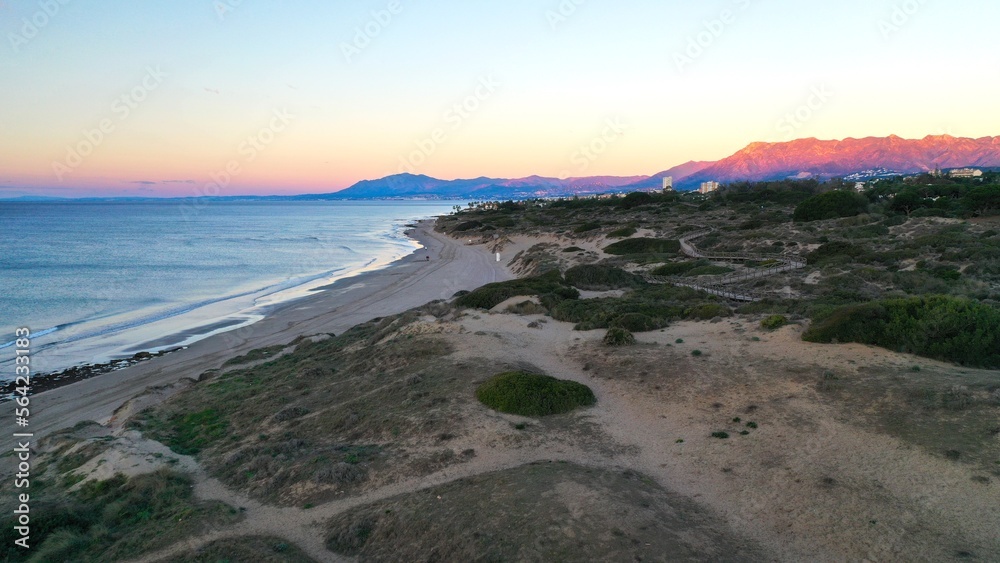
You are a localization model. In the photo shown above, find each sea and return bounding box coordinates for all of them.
[0,200,458,380]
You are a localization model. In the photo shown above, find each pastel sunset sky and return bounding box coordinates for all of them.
[2,0,998,197]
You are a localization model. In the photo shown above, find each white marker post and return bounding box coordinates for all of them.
[496,252,500,262]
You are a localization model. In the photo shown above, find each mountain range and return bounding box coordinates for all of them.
[328,135,1000,199]
[5,135,997,202]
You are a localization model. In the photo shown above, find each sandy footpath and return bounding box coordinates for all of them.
[30,221,512,438]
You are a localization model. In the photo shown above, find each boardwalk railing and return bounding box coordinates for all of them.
[644,228,806,302]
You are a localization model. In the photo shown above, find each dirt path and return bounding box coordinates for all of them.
[131,443,619,563]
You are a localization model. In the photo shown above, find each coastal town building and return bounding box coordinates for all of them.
[699,181,720,194]
[662,176,674,191]
[949,168,983,179]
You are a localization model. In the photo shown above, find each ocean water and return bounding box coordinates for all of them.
[0,200,457,378]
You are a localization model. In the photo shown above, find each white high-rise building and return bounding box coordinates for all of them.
[662,176,674,191]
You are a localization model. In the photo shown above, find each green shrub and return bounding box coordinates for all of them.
[803,296,1000,368]
[564,265,646,291]
[562,246,585,253]
[927,265,962,281]
[793,191,869,222]
[711,432,729,439]
[650,261,705,276]
[454,220,483,232]
[610,314,657,332]
[760,315,788,330]
[550,284,707,330]
[456,270,579,310]
[685,303,731,320]
[159,408,229,455]
[573,221,602,233]
[603,327,637,346]
[476,372,596,416]
[607,226,638,238]
[807,241,865,265]
[603,238,680,255]
[0,470,236,562]
[691,350,703,357]
[617,191,655,209]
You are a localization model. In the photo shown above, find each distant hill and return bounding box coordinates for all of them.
[620,160,716,190]
[324,173,651,200]
[677,135,1000,188]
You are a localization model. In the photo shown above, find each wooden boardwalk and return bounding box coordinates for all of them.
[644,229,807,302]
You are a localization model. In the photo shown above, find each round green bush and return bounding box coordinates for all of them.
[603,327,636,346]
[476,372,596,416]
[760,315,788,330]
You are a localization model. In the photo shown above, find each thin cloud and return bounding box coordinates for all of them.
[128,179,195,185]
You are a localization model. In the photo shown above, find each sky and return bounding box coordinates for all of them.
[2,0,999,197]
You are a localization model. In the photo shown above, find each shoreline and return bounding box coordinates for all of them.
[28,219,514,438]
[0,348,183,401]
[1,221,433,399]
[4,222,432,401]
[1,218,428,379]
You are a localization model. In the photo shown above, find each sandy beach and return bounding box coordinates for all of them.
[30,220,512,438]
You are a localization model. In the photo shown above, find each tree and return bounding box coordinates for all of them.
[889,188,928,216]
[964,185,1000,217]
[793,190,869,222]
